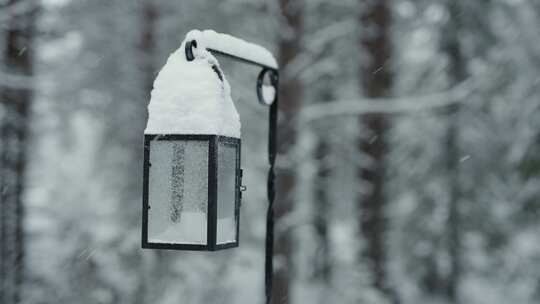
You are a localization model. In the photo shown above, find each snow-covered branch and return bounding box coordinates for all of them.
[305,19,355,52]
[299,79,473,123]
[282,20,355,81]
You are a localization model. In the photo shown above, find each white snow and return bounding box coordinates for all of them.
[261,85,276,105]
[150,216,236,245]
[188,29,278,69]
[217,217,236,244]
[150,212,207,244]
[145,32,241,138]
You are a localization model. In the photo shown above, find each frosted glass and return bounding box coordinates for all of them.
[216,143,238,244]
[148,140,208,244]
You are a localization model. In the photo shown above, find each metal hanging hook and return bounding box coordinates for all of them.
[185,39,224,82]
[185,40,197,61]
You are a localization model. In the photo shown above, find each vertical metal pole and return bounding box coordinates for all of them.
[265,72,278,304]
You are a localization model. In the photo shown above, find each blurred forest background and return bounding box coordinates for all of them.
[1,0,540,303]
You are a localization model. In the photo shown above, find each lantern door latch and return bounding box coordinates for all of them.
[240,169,247,192]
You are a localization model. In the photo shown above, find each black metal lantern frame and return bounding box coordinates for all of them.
[142,134,241,251]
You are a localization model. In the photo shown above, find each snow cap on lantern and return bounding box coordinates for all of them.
[145,30,241,138]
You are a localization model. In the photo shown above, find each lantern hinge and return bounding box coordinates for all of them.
[239,168,246,202]
[240,169,246,190]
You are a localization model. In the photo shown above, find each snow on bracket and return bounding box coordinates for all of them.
[186,30,278,70]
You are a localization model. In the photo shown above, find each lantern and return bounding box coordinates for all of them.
[142,134,241,250]
[142,30,278,252]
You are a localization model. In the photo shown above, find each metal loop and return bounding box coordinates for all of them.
[185,40,197,61]
[256,68,278,105]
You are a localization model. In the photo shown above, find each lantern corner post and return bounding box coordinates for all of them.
[141,135,152,249]
[207,135,218,251]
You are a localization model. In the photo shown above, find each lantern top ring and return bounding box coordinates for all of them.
[185,40,197,61]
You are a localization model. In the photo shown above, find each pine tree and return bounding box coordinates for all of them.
[312,84,332,284]
[0,0,37,303]
[440,1,466,300]
[133,2,158,303]
[357,0,395,301]
[273,0,304,303]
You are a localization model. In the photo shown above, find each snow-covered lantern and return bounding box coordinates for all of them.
[142,31,249,251]
[142,30,278,255]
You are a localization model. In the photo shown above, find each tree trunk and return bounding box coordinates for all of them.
[357,0,394,301]
[441,1,466,301]
[445,104,460,302]
[312,84,333,289]
[140,0,157,99]
[272,0,304,303]
[0,0,36,303]
[133,1,158,304]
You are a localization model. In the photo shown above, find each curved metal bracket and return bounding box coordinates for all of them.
[184,38,279,106]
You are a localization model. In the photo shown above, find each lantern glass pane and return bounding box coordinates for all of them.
[148,139,208,245]
[216,142,238,244]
